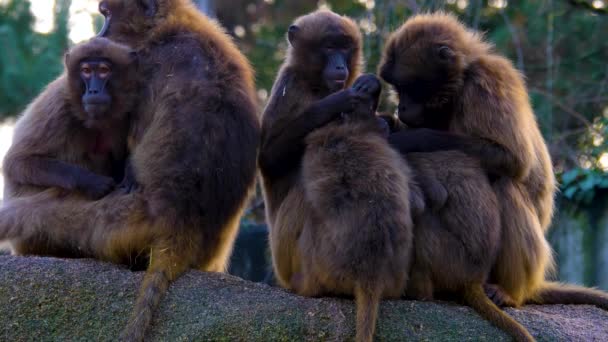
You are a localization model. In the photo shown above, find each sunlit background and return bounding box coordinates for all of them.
[0,0,607,288]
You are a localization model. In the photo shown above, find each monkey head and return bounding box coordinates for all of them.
[97,0,170,45]
[379,13,489,128]
[286,10,362,93]
[65,37,138,129]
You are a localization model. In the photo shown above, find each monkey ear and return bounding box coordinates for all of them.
[437,45,455,61]
[137,0,158,17]
[64,52,72,68]
[287,25,300,47]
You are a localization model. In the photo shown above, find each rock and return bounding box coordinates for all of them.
[1,256,607,341]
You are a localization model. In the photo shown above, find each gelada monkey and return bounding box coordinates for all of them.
[0,1,260,341]
[259,11,416,342]
[380,11,608,316]
[2,37,137,257]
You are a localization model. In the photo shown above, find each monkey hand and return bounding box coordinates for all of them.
[117,176,139,194]
[78,174,116,199]
[117,159,139,194]
[397,101,424,127]
[352,73,382,98]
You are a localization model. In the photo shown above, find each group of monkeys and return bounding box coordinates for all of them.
[0,1,606,341]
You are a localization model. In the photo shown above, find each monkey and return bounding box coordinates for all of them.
[0,1,260,341]
[298,75,415,342]
[379,12,608,312]
[255,9,537,341]
[2,37,138,257]
[258,11,417,342]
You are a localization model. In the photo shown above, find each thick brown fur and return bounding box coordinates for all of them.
[380,12,608,315]
[300,112,415,342]
[0,1,260,341]
[260,11,415,342]
[2,37,137,257]
[404,151,534,342]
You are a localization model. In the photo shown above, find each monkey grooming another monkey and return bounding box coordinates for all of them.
[2,37,137,257]
[259,11,416,342]
[0,1,260,341]
[380,12,608,312]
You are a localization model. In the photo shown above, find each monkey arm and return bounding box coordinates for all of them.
[259,90,353,179]
[4,156,115,198]
[388,129,522,179]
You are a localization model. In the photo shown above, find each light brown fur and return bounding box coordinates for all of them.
[299,118,414,342]
[380,12,608,315]
[260,11,415,342]
[0,1,260,341]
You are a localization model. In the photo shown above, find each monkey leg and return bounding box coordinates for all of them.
[491,180,553,306]
[269,187,308,289]
[405,267,434,300]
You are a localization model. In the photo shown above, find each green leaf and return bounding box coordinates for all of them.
[579,176,598,191]
[561,169,581,185]
[563,186,578,199]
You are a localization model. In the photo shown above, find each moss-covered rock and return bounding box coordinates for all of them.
[1,256,607,341]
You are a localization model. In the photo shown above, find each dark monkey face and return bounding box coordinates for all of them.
[379,16,467,128]
[287,10,362,93]
[65,37,139,130]
[288,25,356,92]
[79,58,113,125]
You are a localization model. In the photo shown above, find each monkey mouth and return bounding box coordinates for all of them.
[328,79,347,91]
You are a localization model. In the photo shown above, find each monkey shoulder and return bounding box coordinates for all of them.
[465,54,525,102]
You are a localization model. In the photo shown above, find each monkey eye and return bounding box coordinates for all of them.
[98,64,111,78]
[81,65,92,78]
[437,45,455,61]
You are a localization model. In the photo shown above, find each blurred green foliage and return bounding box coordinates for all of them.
[0,0,70,117]
[0,0,606,203]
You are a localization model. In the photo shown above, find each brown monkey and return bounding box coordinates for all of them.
[0,1,260,341]
[379,13,608,311]
[2,37,137,256]
[259,11,415,342]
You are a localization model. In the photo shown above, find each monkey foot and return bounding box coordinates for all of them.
[484,283,517,308]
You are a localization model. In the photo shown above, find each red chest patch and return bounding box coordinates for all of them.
[90,132,112,155]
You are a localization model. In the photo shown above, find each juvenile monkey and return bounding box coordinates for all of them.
[260,11,416,342]
[2,37,137,256]
[379,12,608,312]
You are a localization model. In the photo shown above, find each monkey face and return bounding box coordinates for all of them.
[379,14,469,125]
[287,10,362,93]
[65,38,139,129]
[79,58,113,127]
